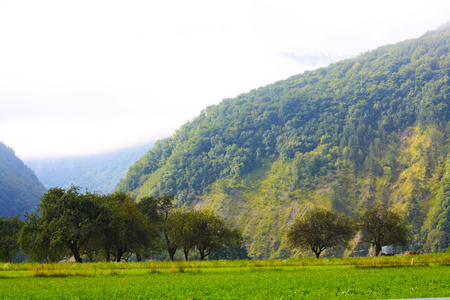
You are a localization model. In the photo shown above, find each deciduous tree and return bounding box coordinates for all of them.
[96,192,156,262]
[137,195,177,261]
[37,187,101,262]
[286,208,355,258]
[18,211,68,263]
[168,210,198,261]
[19,186,101,263]
[190,210,242,260]
[209,241,250,260]
[358,205,409,256]
[0,216,23,262]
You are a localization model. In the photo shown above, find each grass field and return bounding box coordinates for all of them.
[1,254,450,299]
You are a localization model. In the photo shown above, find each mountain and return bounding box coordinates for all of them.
[117,24,450,258]
[26,143,153,194]
[0,142,47,217]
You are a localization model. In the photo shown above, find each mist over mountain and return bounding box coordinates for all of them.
[118,25,450,258]
[26,143,153,194]
[283,52,355,68]
[0,142,46,217]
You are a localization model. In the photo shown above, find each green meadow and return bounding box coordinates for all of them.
[1,254,450,299]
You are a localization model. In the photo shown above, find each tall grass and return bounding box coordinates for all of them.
[1,253,449,278]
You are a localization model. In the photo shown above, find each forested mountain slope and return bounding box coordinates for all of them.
[26,143,153,194]
[0,142,47,217]
[118,24,450,258]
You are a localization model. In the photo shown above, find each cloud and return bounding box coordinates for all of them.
[1,0,450,158]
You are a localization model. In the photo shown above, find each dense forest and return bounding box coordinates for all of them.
[0,142,46,217]
[117,24,450,259]
[26,143,153,194]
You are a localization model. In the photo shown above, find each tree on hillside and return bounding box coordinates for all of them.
[0,216,23,262]
[423,172,450,252]
[358,205,409,256]
[286,208,355,258]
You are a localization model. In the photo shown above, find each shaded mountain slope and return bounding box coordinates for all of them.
[118,25,450,258]
[0,142,47,217]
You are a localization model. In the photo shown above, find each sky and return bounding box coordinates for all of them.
[1,0,449,159]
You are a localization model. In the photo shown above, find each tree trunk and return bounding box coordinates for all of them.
[184,248,190,261]
[68,242,83,263]
[199,250,206,261]
[105,250,111,262]
[168,247,177,261]
[116,243,128,262]
[136,252,142,262]
[74,252,83,263]
[165,233,177,261]
[116,248,125,262]
[375,243,382,256]
[5,247,11,263]
[311,245,323,258]
[87,253,95,262]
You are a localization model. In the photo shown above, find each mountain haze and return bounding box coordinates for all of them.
[118,24,450,258]
[0,142,47,217]
[26,143,153,194]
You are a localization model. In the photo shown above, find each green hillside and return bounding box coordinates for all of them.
[0,142,47,217]
[118,24,450,258]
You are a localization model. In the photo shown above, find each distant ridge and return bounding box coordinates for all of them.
[0,142,47,217]
[26,143,153,194]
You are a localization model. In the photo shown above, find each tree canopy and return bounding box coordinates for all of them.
[182,210,242,261]
[139,203,242,261]
[358,205,409,256]
[0,216,23,263]
[286,208,355,258]
[19,186,157,263]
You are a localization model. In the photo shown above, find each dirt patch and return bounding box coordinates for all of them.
[193,197,208,210]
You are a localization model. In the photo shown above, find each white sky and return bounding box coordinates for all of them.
[1,0,449,159]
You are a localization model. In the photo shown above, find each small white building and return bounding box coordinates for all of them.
[382,245,393,255]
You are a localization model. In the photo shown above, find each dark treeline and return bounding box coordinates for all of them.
[0,186,243,263]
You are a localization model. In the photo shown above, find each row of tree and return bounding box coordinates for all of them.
[0,186,242,263]
[286,205,409,258]
[0,186,411,263]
